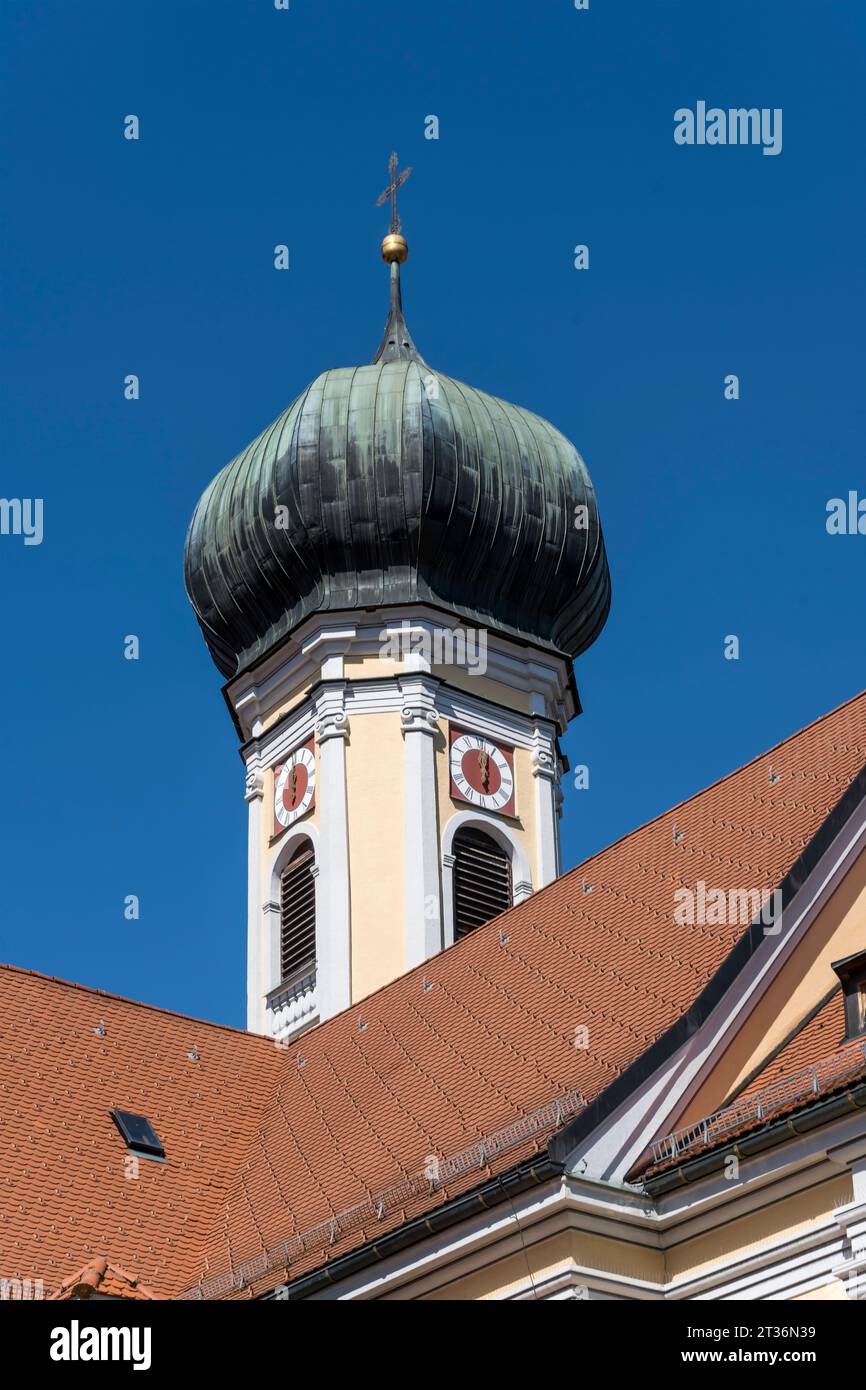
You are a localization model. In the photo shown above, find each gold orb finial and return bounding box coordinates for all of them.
[381,232,409,264]
[375,153,412,264]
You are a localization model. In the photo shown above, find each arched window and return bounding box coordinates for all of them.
[280,840,316,982]
[452,827,512,940]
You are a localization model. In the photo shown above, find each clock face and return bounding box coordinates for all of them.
[449,728,515,816]
[273,742,316,833]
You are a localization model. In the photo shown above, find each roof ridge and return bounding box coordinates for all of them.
[49,1255,167,1301]
[0,962,276,1047]
[562,685,866,877]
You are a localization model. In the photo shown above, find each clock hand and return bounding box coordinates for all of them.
[478,750,489,791]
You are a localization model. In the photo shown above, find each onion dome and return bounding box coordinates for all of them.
[185,248,611,680]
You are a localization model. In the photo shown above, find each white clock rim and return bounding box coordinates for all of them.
[274,756,316,827]
[450,738,513,809]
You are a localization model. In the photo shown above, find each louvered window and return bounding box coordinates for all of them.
[452,828,512,940]
[280,842,316,982]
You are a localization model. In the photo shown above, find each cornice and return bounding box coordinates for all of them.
[266,1102,865,1302]
[225,605,577,744]
[239,671,562,775]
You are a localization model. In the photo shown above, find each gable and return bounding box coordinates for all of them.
[683,837,866,1126]
[575,786,866,1188]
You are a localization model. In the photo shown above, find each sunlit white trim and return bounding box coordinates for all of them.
[573,803,866,1183]
[227,606,575,744]
[294,1113,862,1301]
[400,675,443,967]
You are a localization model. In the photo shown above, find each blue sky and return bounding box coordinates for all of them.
[1,0,864,1028]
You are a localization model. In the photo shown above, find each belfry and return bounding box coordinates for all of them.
[184,159,611,1040]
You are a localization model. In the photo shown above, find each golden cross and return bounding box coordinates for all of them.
[375,151,412,234]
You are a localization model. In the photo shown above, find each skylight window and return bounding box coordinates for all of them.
[110,1110,165,1158]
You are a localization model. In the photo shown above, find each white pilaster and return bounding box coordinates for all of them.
[244,767,265,1031]
[400,675,443,968]
[315,684,351,1019]
[531,721,560,886]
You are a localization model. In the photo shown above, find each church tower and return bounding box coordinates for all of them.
[184,162,611,1042]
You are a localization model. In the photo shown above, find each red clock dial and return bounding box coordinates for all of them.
[449,727,515,817]
[273,740,316,835]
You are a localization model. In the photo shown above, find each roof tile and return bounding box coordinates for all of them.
[2,690,865,1296]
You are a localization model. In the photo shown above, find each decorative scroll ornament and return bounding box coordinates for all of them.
[244,768,265,803]
[314,709,349,744]
[531,744,556,782]
[400,703,439,736]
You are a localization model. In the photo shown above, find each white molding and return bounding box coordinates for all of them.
[302,1177,570,1300]
[246,768,265,1032]
[266,970,319,1042]
[833,1184,866,1301]
[570,801,866,1183]
[298,1128,862,1302]
[232,625,357,738]
[436,682,557,753]
[676,1235,848,1302]
[246,674,558,778]
[301,1177,664,1303]
[226,606,575,743]
[507,1267,634,1301]
[531,724,560,886]
[399,675,443,968]
[248,706,320,789]
[313,685,351,1019]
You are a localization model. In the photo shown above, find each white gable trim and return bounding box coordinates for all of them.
[566,794,866,1183]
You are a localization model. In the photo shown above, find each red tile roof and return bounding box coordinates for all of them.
[3,689,866,1298]
[740,990,849,1097]
[0,968,283,1298]
[188,688,866,1296]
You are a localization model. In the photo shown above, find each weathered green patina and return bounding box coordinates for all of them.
[184,267,611,679]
